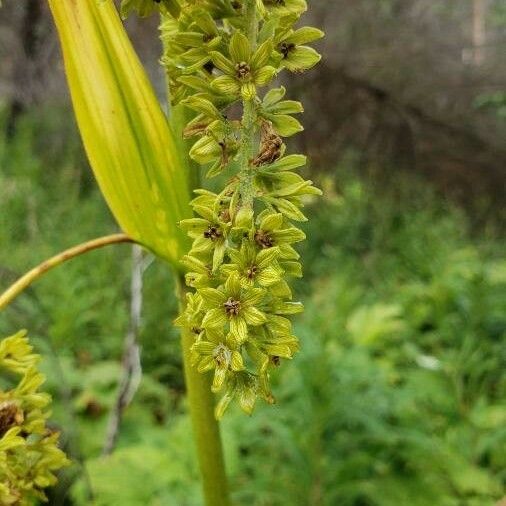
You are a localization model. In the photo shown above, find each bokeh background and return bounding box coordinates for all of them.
[1,1,505,504]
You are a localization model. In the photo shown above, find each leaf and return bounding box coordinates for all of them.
[48,0,190,268]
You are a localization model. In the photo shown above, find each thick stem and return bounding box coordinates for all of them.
[176,277,230,506]
[238,0,258,209]
[161,14,229,506]
[0,234,134,311]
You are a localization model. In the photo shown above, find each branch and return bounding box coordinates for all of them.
[102,244,144,456]
[0,233,135,311]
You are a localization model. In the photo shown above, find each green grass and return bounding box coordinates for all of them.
[0,107,505,505]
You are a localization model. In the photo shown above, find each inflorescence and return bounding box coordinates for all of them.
[0,331,68,504]
[123,0,323,418]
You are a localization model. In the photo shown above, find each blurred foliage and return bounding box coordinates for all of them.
[0,108,505,505]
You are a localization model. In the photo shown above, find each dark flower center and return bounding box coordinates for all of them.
[204,225,222,241]
[280,42,296,58]
[224,297,242,316]
[235,62,251,79]
[255,230,274,249]
[213,344,231,367]
[246,265,258,279]
[0,401,23,437]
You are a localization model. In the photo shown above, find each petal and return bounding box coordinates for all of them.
[202,308,228,328]
[256,246,281,269]
[212,240,227,272]
[229,31,251,63]
[230,316,248,345]
[199,288,226,308]
[224,272,242,297]
[210,50,236,74]
[197,355,215,373]
[260,212,283,231]
[211,75,241,96]
[242,287,266,306]
[251,40,273,69]
[212,366,227,392]
[254,66,277,86]
[243,307,267,326]
[284,46,321,72]
[231,351,245,371]
[284,27,324,46]
[241,82,257,101]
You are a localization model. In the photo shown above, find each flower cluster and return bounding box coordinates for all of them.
[124,0,323,417]
[0,331,69,505]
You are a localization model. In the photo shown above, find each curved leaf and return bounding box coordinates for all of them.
[48,0,190,267]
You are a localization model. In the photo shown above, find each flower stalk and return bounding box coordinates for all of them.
[0,234,134,311]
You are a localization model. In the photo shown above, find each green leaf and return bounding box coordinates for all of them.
[48,0,190,268]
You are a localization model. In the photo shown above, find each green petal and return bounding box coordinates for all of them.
[262,86,286,107]
[243,287,266,306]
[256,247,281,269]
[256,266,282,286]
[229,31,251,63]
[251,40,273,69]
[202,308,228,328]
[284,26,324,46]
[199,288,227,308]
[212,240,227,272]
[254,66,277,86]
[241,82,257,101]
[231,351,245,371]
[243,307,268,326]
[210,51,236,74]
[225,273,242,297]
[284,46,321,72]
[230,317,248,345]
[269,114,304,137]
[197,355,215,373]
[260,212,284,231]
[212,366,227,392]
[211,75,241,95]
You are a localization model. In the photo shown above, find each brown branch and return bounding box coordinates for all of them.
[0,234,135,311]
[102,245,145,456]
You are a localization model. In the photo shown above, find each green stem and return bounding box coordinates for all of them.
[238,0,258,209]
[176,277,230,506]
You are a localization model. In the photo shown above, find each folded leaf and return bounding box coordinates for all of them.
[48,0,190,267]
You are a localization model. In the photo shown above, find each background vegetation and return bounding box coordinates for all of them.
[0,106,504,505]
[0,0,505,504]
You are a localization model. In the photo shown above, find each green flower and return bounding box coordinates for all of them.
[210,32,276,100]
[215,371,262,418]
[0,331,69,504]
[120,0,180,18]
[200,273,267,346]
[191,328,245,392]
[180,191,232,271]
[259,86,304,137]
[174,10,223,73]
[261,0,307,18]
[253,211,306,259]
[221,240,283,287]
[275,26,323,72]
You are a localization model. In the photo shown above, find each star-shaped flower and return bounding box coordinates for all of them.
[200,273,267,345]
[221,240,283,287]
[179,192,232,271]
[191,328,245,392]
[210,32,277,100]
[275,26,323,72]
